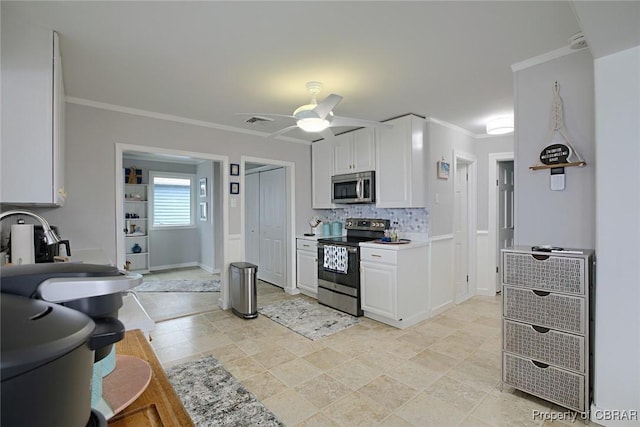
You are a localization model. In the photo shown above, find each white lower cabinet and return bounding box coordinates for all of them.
[296,238,318,296]
[360,243,428,328]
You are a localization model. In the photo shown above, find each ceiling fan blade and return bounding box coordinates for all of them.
[330,116,393,129]
[235,112,296,119]
[313,94,343,119]
[267,125,298,138]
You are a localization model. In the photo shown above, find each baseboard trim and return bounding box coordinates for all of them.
[149,262,199,272]
[431,300,454,317]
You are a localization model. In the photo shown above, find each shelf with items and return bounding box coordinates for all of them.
[124,181,149,273]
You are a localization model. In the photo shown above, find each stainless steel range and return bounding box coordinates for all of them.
[317,218,389,316]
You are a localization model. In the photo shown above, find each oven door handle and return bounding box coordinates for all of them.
[355,179,362,200]
[318,244,358,253]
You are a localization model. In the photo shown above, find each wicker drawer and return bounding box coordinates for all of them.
[503,286,585,334]
[503,353,585,412]
[503,252,585,295]
[504,320,585,372]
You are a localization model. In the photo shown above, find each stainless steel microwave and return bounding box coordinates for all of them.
[331,171,375,204]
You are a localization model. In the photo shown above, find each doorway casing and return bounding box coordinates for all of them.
[485,152,514,295]
[115,143,231,309]
[240,156,297,295]
[453,149,477,304]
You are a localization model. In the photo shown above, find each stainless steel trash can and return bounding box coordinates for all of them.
[229,262,258,319]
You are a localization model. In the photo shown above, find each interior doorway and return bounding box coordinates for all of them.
[453,150,477,304]
[240,156,296,294]
[115,143,230,309]
[487,152,514,295]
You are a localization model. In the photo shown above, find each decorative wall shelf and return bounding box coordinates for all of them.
[529,161,587,171]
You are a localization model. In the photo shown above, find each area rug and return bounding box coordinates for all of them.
[258,298,361,341]
[135,279,221,292]
[166,355,284,427]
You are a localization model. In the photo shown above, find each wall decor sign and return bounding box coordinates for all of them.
[199,202,207,221]
[199,178,207,197]
[230,182,240,195]
[437,160,450,179]
[540,144,571,165]
[230,163,240,176]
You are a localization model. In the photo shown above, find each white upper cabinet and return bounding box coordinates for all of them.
[1,16,66,206]
[375,115,426,208]
[333,128,375,175]
[311,140,335,209]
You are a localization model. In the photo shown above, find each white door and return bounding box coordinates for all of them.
[454,161,469,303]
[497,160,515,291]
[244,172,260,266]
[259,167,286,287]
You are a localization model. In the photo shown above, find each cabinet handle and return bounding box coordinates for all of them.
[532,325,550,334]
[532,290,550,297]
[370,254,382,258]
[531,360,549,369]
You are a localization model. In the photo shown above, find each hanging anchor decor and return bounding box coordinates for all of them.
[530,81,587,190]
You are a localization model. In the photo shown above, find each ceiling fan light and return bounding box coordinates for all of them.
[297,118,329,132]
[486,116,514,135]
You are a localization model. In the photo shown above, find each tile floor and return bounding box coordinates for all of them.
[141,268,596,427]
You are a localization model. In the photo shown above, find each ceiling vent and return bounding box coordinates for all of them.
[245,116,274,124]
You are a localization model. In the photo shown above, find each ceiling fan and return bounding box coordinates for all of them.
[243,81,391,140]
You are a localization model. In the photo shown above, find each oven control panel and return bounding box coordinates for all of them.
[345,218,390,231]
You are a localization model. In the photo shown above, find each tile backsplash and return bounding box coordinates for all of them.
[315,206,429,233]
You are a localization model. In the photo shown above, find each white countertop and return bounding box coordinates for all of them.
[359,239,428,250]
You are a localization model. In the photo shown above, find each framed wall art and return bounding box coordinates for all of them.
[230,182,240,195]
[230,163,240,176]
[437,160,450,179]
[199,202,208,221]
[199,178,207,197]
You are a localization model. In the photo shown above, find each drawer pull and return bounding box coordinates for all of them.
[531,360,549,369]
[532,254,550,261]
[532,325,550,334]
[532,290,550,297]
[371,254,382,258]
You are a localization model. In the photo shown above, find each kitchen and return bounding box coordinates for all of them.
[1,1,639,426]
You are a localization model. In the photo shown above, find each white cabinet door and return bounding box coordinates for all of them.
[1,16,65,206]
[259,168,286,288]
[312,140,335,209]
[333,129,376,175]
[375,115,426,208]
[352,128,375,172]
[361,261,397,319]
[296,249,318,294]
[333,133,353,175]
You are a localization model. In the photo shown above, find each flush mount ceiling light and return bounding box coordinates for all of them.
[486,116,514,135]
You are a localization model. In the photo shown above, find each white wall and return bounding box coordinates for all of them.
[30,103,314,265]
[592,45,640,423]
[513,49,595,249]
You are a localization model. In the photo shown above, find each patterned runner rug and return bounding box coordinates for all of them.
[135,279,221,292]
[166,356,283,427]
[258,298,361,341]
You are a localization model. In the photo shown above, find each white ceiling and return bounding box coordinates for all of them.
[4,1,590,141]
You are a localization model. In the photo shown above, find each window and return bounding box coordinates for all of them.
[150,172,196,228]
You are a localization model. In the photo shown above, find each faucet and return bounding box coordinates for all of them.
[0,210,62,245]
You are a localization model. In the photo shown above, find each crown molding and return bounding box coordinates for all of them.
[64,97,310,145]
[511,45,588,72]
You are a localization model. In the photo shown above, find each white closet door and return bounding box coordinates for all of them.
[244,173,260,267]
[259,168,286,288]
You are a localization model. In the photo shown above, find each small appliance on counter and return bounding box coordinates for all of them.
[1,294,107,427]
[0,263,142,425]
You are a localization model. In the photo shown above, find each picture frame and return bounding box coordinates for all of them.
[199,202,208,221]
[199,178,207,197]
[230,182,240,195]
[230,163,240,176]
[437,160,450,179]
